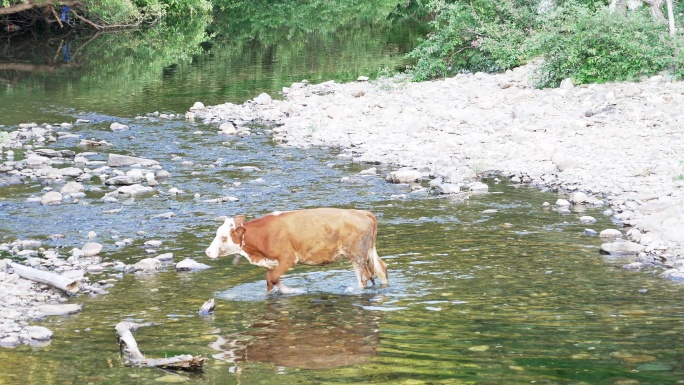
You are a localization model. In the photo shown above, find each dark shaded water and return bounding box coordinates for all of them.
[2,3,684,385]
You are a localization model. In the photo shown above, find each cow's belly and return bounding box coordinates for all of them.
[295,251,346,266]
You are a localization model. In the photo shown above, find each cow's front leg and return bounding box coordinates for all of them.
[265,261,301,294]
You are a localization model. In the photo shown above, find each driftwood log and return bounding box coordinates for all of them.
[115,322,205,371]
[9,262,80,294]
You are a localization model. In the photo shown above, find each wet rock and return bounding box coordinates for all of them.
[358,167,377,176]
[115,184,154,196]
[107,154,159,167]
[86,265,103,273]
[0,336,21,348]
[132,258,161,273]
[145,172,158,186]
[36,303,83,316]
[110,122,129,131]
[579,216,597,224]
[219,122,237,134]
[155,170,172,180]
[386,168,422,184]
[600,240,645,256]
[570,191,590,204]
[661,269,684,281]
[600,229,623,239]
[40,191,62,205]
[584,229,598,236]
[623,262,643,270]
[176,258,211,271]
[468,182,489,193]
[437,183,460,194]
[60,181,85,194]
[555,199,570,207]
[105,176,136,186]
[81,242,103,257]
[26,326,52,341]
[144,240,162,248]
[59,167,83,177]
[155,253,174,261]
[152,212,176,219]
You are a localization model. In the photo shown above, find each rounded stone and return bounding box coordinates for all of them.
[600,229,623,239]
[82,242,103,257]
[40,191,62,205]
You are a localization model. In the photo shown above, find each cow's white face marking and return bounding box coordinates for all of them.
[205,219,243,259]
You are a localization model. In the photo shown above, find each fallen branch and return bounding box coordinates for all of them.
[69,8,102,30]
[115,321,205,371]
[0,1,80,16]
[9,262,80,294]
[50,6,63,29]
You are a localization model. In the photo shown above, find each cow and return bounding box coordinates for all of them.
[205,208,388,294]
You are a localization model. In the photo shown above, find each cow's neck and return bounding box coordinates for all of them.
[239,223,279,269]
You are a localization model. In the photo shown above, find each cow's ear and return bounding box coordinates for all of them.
[231,226,246,244]
[234,215,245,227]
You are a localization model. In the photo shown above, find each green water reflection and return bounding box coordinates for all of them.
[0,0,425,125]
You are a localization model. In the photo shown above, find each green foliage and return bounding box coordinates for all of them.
[406,0,536,80]
[407,0,684,87]
[525,3,684,87]
[0,0,211,25]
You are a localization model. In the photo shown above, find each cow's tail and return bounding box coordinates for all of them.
[366,211,388,286]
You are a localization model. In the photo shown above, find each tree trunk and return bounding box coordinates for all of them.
[643,0,666,21]
[665,0,676,35]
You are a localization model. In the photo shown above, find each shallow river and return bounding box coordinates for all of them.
[2,6,684,385]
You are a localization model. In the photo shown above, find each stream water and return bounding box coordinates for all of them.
[1,3,684,384]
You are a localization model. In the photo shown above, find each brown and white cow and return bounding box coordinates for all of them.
[205,208,388,294]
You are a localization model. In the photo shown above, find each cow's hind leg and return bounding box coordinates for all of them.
[371,247,389,286]
[352,258,374,289]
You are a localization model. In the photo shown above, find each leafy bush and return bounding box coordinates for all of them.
[524,2,684,87]
[406,0,536,80]
[407,0,684,87]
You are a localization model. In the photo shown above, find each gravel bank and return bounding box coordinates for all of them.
[189,64,684,282]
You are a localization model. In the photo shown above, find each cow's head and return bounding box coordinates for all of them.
[205,215,246,259]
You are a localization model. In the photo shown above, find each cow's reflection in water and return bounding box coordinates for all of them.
[211,295,383,369]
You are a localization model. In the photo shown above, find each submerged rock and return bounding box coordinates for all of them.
[36,303,83,316]
[176,258,211,271]
[107,153,159,167]
[600,241,645,256]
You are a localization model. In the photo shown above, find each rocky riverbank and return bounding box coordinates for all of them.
[0,117,213,348]
[188,64,684,281]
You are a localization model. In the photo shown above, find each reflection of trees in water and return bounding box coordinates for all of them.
[0,1,428,115]
[211,295,384,370]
